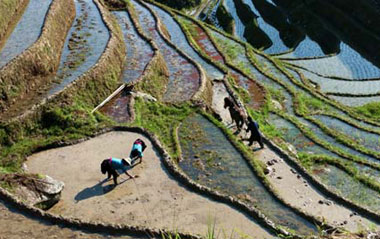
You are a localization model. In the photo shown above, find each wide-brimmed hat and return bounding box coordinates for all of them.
[122,157,132,166]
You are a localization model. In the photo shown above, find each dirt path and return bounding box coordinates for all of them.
[0,198,136,239]
[211,84,379,232]
[26,132,274,239]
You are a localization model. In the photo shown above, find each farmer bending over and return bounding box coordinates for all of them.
[101,158,137,185]
[129,138,147,164]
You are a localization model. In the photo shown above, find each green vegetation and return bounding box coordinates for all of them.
[355,101,380,122]
[130,99,194,158]
[0,102,111,173]
[134,53,169,100]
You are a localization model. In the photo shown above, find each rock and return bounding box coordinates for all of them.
[21,163,28,172]
[297,175,301,179]
[35,175,64,195]
[130,91,157,102]
[287,144,297,155]
[267,160,275,166]
[14,175,64,210]
[271,100,283,111]
[264,167,272,175]
[290,169,297,174]
[318,199,333,206]
[350,212,358,217]
[276,176,282,180]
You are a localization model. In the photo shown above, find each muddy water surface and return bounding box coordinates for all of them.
[48,0,109,95]
[99,90,133,123]
[114,10,153,83]
[179,114,318,235]
[0,0,52,68]
[131,0,199,102]
[287,43,380,80]
[182,18,225,64]
[148,4,224,80]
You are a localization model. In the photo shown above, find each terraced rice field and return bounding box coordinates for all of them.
[0,0,52,68]
[2,0,380,238]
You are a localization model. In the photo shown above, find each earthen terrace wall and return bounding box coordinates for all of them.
[0,0,75,115]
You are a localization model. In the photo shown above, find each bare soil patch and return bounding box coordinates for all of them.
[26,131,273,238]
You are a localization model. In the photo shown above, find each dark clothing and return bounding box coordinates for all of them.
[101,158,128,185]
[246,120,264,149]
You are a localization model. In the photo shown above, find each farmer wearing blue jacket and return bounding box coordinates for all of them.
[129,138,147,164]
[101,158,137,185]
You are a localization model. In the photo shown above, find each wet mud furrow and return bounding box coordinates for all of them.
[113,10,153,83]
[131,0,200,102]
[183,18,225,64]
[0,0,52,69]
[313,164,380,214]
[48,0,109,95]
[147,3,223,80]
[179,114,318,235]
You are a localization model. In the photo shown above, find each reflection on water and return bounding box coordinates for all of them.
[49,0,109,95]
[288,43,380,80]
[0,0,52,68]
[131,0,200,102]
[179,114,317,235]
[148,3,224,80]
[114,10,153,83]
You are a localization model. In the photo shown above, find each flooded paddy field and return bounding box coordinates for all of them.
[48,0,109,95]
[131,0,200,102]
[3,0,380,237]
[0,0,52,68]
[113,10,153,83]
[148,3,223,80]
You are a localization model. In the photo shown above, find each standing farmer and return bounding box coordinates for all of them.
[101,158,137,185]
[246,116,264,149]
[129,138,147,164]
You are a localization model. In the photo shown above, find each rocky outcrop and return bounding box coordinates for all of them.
[1,174,64,210]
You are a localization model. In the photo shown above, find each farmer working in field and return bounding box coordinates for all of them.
[246,116,264,149]
[101,158,137,185]
[129,138,147,164]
